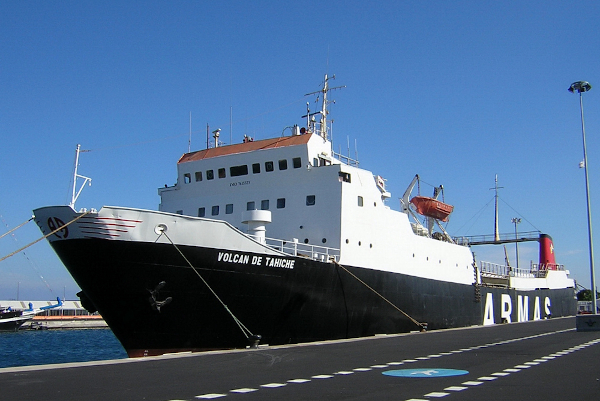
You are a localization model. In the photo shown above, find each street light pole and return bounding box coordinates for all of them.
[569,81,596,313]
[511,217,521,270]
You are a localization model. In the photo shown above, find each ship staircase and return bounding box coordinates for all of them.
[454,231,542,289]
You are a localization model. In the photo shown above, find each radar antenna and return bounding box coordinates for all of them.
[304,74,345,140]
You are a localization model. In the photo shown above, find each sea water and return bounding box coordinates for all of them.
[0,329,127,368]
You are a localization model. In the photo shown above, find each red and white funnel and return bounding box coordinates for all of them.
[539,234,557,270]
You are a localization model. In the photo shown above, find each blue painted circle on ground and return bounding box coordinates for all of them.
[382,368,469,378]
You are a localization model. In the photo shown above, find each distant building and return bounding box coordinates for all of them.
[0,300,106,329]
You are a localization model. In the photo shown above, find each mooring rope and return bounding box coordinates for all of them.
[332,259,426,331]
[0,217,33,240]
[0,211,90,263]
[160,231,259,343]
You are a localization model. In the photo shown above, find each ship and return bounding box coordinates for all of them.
[33,75,577,357]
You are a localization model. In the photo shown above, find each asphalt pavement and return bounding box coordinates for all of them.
[1,316,599,401]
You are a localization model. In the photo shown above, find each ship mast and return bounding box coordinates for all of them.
[69,144,92,209]
[491,175,503,241]
[304,74,345,140]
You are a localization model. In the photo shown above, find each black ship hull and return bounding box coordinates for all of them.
[49,238,577,357]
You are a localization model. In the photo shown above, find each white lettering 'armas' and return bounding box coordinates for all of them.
[483,293,551,325]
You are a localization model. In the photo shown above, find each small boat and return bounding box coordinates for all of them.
[0,298,63,332]
[410,196,454,222]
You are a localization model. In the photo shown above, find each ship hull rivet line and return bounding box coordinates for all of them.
[331,259,427,331]
[159,231,261,348]
[0,212,90,263]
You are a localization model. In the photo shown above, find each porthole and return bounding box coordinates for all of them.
[369,244,373,248]
[346,239,349,244]
[358,241,362,246]
[322,238,327,244]
[304,238,309,244]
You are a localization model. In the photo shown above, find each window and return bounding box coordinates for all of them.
[230,165,248,177]
[358,196,363,207]
[252,163,260,174]
[339,172,351,183]
[218,168,226,178]
[226,204,233,214]
[306,195,316,206]
[292,157,301,169]
[184,173,191,184]
[247,201,255,210]
[278,159,288,170]
[265,161,274,172]
[198,207,206,217]
[206,170,214,180]
[211,205,219,216]
[277,198,286,209]
[195,172,203,182]
[176,210,183,215]
[313,158,318,167]
[261,199,269,210]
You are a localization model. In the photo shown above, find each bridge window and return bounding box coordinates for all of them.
[358,196,363,207]
[252,163,260,174]
[226,204,233,214]
[230,165,248,177]
[198,207,205,217]
[261,200,269,210]
[277,198,286,209]
[206,170,214,180]
[265,161,274,172]
[184,173,191,184]
[306,195,316,206]
[211,205,219,216]
[218,168,226,178]
[293,157,302,168]
[279,159,288,170]
[247,201,255,210]
[195,172,202,182]
[339,172,351,183]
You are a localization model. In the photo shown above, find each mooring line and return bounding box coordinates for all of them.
[0,217,33,240]
[0,212,90,263]
[160,231,260,345]
[332,259,426,330]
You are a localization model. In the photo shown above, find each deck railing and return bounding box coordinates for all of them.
[249,235,340,263]
[479,261,566,279]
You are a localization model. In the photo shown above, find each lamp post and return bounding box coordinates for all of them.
[511,218,521,269]
[569,81,596,313]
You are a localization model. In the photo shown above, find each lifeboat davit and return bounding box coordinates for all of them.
[410,196,454,222]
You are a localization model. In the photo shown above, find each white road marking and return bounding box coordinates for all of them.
[288,379,310,383]
[424,391,449,397]
[444,386,468,391]
[230,388,257,393]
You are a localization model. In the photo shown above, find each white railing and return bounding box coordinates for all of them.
[249,235,340,263]
[479,261,550,279]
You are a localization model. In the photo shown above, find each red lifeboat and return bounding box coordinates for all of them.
[410,196,454,222]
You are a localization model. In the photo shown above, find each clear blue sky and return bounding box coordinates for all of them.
[1,1,599,300]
